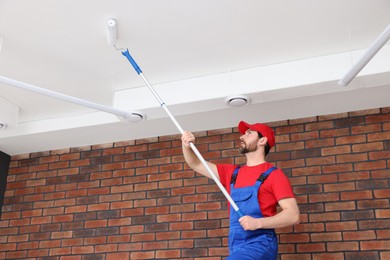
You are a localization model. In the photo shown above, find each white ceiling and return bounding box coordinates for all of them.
[0,0,390,156]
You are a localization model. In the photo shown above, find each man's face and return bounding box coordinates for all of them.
[239,129,260,154]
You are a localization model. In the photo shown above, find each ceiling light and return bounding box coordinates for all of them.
[225,95,251,107]
[125,111,145,122]
[0,122,7,130]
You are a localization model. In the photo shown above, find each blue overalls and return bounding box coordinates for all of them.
[227,166,278,260]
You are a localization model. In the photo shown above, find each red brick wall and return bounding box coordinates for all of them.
[1,107,389,260]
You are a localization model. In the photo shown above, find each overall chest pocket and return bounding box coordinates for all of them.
[232,190,253,203]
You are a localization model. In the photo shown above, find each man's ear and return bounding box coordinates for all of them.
[258,136,268,146]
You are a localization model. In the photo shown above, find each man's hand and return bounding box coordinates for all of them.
[181,131,195,148]
[239,216,262,231]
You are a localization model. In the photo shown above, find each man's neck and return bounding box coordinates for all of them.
[245,152,266,166]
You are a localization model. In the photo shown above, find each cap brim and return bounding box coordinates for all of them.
[238,121,250,134]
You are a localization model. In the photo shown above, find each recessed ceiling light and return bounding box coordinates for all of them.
[225,95,251,107]
[0,122,8,130]
[125,111,145,122]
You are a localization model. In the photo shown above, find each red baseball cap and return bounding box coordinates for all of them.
[238,121,275,148]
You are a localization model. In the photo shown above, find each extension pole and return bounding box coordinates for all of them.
[121,49,244,217]
[0,75,141,121]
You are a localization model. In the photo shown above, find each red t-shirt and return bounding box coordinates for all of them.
[217,162,295,217]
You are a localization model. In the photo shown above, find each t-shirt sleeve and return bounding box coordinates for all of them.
[270,169,295,201]
[216,164,236,187]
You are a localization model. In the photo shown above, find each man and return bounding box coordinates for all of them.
[181,121,300,259]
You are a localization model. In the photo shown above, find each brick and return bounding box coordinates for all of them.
[182,248,207,257]
[107,252,130,260]
[327,242,358,251]
[156,231,181,240]
[85,219,107,228]
[131,233,155,242]
[369,150,390,160]
[16,241,38,251]
[374,189,390,198]
[5,251,27,259]
[291,166,321,176]
[381,252,390,260]
[306,156,335,166]
[142,241,168,250]
[96,227,119,236]
[306,138,335,149]
[39,240,61,248]
[294,223,325,233]
[310,232,342,242]
[182,212,207,221]
[118,242,142,252]
[277,142,305,152]
[110,201,134,210]
[145,223,169,232]
[322,145,351,156]
[49,247,72,256]
[51,231,73,239]
[293,184,323,195]
[309,212,340,222]
[132,215,155,225]
[335,135,366,145]
[312,253,345,260]
[296,243,325,252]
[341,210,374,220]
[72,229,96,239]
[308,174,338,184]
[359,219,390,229]
[338,171,370,181]
[31,216,52,225]
[107,234,131,243]
[87,203,110,211]
[320,128,349,138]
[358,199,389,209]
[130,251,155,259]
[368,131,390,142]
[195,238,221,247]
[8,234,29,243]
[376,209,390,218]
[343,230,376,240]
[71,246,94,254]
[155,249,181,259]
[309,193,339,203]
[279,233,310,243]
[341,190,373,201]
[281,253,311,260]
[27,249,49,257]
[345,251,379,260]
[360,240,390,250]
[95,244,118,253]
[354,160,387,171]
[324,182,355,192]
[326,221,357,231]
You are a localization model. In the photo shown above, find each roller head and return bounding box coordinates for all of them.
[107,18,117,46]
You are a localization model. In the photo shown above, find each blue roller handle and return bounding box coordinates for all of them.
[236,209,244,218]
[122,49,142,74]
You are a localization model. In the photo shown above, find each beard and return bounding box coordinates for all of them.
[239,141,258,154]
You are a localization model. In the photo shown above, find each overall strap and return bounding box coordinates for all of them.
[230,165,241,185]
[257,166,277,183]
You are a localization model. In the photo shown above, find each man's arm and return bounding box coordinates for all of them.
[181,131,219,180]
[239,197,300,230]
